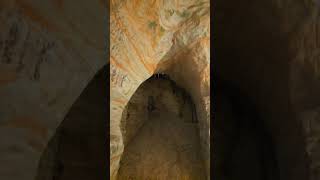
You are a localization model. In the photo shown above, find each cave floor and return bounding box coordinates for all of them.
[118,110,206,180]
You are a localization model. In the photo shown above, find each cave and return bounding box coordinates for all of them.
[212,0,312,179]
[35,65,108,180]
[109,1,210,179]
[213,79,279,180]
[117,74,206,179]
[1,0,320,180]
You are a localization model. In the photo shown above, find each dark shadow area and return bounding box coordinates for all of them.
[150,74,198,123]
[213,78,279,180]
[36,64,108,180]
[212,0,310,179]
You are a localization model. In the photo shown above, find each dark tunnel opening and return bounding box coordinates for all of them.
[35,64,108,180]
[212,78,280,180]
[212,0,310,179]
[117,74,206,179]
[149,74,198,123]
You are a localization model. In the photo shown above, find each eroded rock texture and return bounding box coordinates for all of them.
[110,0,210,179]
[118,76,205,179]
[0,1,106,179]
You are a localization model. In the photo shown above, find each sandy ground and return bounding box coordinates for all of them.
[118,110,206,180]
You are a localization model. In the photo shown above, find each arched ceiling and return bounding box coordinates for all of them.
[110,0,210,179]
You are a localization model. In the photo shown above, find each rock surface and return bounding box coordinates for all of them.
[110,0,210,179]
[0,1,106,179]
[118,77,205,179]
[213,0,320,179]
[35,65,108,180]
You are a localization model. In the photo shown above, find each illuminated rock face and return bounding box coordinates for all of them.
[0,1,105,180]
[110,0,210,179]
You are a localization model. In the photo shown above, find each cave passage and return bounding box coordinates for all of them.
[213,80,280,180]
[118,75,206,179]
[36,65,108,180]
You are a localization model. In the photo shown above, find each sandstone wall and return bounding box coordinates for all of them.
[289,3,320,179]
[36,65,108,180]
[110,0,210,179]
[0,1,106,179]
[121,77,195,147]
[118,77,205,179]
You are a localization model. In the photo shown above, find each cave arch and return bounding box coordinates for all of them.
[110,41,210,179]
[117,74,206,179]
[35,64,108,180]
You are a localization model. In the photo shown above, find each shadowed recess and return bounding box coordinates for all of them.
[35,64,108,180]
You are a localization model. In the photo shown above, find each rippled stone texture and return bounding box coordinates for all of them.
[110,0,210,179]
